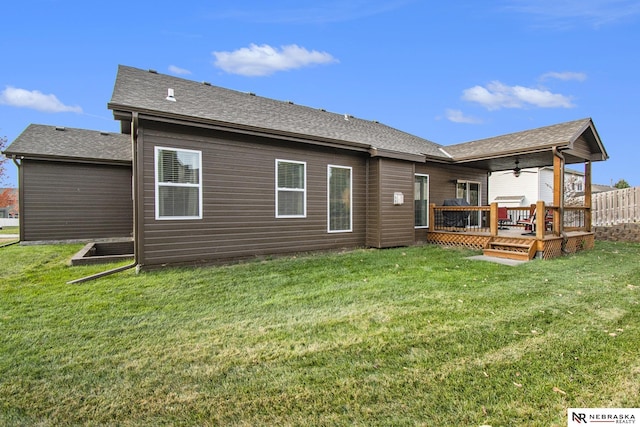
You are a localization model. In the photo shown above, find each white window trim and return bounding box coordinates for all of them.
[154,146,203,220]
[275,159,307,218]
[415,173,430,229]
[456,180,482,205]
[456,179,482,227]
[327,164,353,233]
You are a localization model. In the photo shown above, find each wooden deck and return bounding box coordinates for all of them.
[426,201,595,261]
[426,227,595,261]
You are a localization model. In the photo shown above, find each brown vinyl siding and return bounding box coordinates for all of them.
[567,137,594,161]
[138,121,367,267]
[414,162,488,242]
[21,160,132,241]
[366,158,414,248]
[365,158,381,247]
[417,162,488,206]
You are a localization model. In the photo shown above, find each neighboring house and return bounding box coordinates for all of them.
[0,188,19,218]
[101,65,607,269]
[489,166,585,207]
[585,183,617,195]
[3,125,132,242]
[489,167,616,208]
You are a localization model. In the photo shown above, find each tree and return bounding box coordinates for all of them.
[0,135,8,185]
[0,188,18,216]
[614,179,630,189]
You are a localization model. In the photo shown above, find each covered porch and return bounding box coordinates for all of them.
[423,118,607,261]
[426,202,594,260]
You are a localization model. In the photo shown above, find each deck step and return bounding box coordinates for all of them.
[489,242,531,249]
[483,238,537,261]
[483,248,532,261]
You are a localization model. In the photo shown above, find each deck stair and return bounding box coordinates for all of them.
[483,237,536,261]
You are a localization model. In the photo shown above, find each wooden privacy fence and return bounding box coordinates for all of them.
[590,187,640,226]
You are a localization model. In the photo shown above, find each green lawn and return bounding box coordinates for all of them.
[1,242,639,426]
[0,226,19,235]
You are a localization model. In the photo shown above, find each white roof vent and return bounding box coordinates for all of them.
[166,88,176,102]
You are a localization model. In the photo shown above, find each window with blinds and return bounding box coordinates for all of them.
[276,159,306,218]
[328,165,352,232]
[155,147,202,220]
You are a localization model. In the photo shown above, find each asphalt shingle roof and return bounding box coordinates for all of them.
[444,118,594,160]
[7,67,605,169]
[4,124,131,162]
[108,65,446,160]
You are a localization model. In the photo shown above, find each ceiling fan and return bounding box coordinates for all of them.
[497,159,537,178]
[513,159,522,177]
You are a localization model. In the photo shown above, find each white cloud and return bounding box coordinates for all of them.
[212,44,338,76]
[445,109,483,124]
[462,81,574,110]
[168,65,192,75]
[0,86,82,113]
[539,71,587,81]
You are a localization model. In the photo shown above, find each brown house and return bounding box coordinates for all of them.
[105,65,606,269]
[3,65,608,268]
[3,125,132,242]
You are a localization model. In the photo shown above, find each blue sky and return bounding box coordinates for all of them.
[2,0,639,187]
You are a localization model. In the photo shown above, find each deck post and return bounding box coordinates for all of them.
[490,202,498,236]
[536,200,546,240]
[553,148,565,236]
[584,161,592,232]
[429,203,435,231]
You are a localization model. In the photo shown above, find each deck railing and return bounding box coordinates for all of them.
[564,206,588,231]
[429,202,591,236]
[430,205,491,233]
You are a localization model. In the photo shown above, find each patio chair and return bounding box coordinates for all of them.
[544,211,554,232]
[517,205,537,235]
[497,207,512,229]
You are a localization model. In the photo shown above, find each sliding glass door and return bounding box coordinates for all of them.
[456,181,481,227]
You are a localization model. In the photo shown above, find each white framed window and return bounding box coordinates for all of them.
[276,159,306,218]
[414,174,429,228]
[155,146,202,220]
[328,165,352,232]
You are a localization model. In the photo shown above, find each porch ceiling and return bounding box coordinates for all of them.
[451,149,596,172]
[454,151,558,172]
